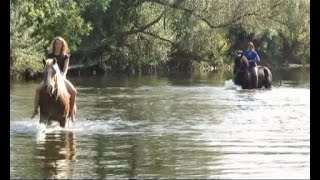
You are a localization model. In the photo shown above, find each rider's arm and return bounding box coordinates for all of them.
[255,52,260,63]
[62,56,69,78]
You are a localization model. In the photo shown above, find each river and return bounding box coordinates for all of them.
[10,67,310,179]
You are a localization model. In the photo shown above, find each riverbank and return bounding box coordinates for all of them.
[282,63,310,68]
[14,61,309,81]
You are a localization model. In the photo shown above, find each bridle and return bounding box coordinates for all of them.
[43,59,58,97]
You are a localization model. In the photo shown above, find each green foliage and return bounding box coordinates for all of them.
[15,0,93,51]
[10,0,310,78]
[10,2,44,79]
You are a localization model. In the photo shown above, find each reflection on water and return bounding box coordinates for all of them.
[273,67,310,88]
[36,130,76,179]
[10,68,309,179]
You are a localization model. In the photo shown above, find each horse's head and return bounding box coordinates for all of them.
[233,50,251,86]
[234,50,243,74]
[42,58,60,96]
[233,50,249,74]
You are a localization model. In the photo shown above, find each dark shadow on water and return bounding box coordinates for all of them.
[272,67,310,87]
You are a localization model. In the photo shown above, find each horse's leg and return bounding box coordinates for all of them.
[257,68,264,89]
[39,101,49,126]
[264,76,272,89]
[258,78,263,88]
[246,71,252,89]
[242,83,246,89]
[244,70,252,89]
[39,113,48,125]
[243,79,250,89]
[241,73,247,89]
[252,67,259,89]
[59,116,67,128]
[58,102,68,128]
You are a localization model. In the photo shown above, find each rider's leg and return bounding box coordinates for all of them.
[64,79,77,121]
[252,66,258,88]
[248,67,257,89]
[31,81,45,119]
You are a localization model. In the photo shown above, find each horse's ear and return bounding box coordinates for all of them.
[42,58,46,67]
[53,57,57,65]
[236,50,243,55]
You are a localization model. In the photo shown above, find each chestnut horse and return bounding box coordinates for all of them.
[233,51,272,89]
[39,58,76,128]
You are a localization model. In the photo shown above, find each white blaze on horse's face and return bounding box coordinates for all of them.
[44,59,57,96]
[46,67,54,95]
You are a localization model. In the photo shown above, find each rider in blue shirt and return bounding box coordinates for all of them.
[242,42,260,88]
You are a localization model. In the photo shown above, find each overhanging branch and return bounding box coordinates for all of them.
[150,0,285,30]
[122,10,166,36]
[141,31,174,44]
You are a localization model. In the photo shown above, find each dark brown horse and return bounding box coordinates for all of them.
[39,58,76,128]
[233,51,272,89]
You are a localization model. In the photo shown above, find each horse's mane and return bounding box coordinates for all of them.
[240,54,249,68]
[53,64,69,99]
[234,52,249,72]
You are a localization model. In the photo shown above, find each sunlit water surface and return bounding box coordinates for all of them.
[10,69,310,179]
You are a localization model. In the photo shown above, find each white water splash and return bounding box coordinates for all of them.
[36,122,64,143]
[37,123,47,133]
[11,116,144,137]
[36,123,47,143]
[224,79,239,90]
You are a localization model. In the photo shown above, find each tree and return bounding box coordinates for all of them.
[10,1,44,79]
[10,0,310,78]
[16,0,92,52]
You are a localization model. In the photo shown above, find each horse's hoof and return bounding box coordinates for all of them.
[68,115,75,122]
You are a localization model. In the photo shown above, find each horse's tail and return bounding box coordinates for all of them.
[263,67,272,89]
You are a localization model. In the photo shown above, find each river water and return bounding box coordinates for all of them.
[10,68,310,179]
